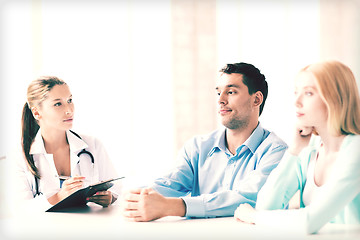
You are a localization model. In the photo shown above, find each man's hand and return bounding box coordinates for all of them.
[121,188,186,222]
[234,203,256,224]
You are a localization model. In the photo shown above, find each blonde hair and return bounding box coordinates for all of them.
[22,76,66,178]
[301,60,360,136]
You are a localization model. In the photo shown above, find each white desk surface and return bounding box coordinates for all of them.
[1,204,359,240]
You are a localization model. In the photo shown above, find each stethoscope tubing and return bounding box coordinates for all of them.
[34,131,94,196]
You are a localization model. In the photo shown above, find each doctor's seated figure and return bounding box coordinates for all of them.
[8,76,122,213]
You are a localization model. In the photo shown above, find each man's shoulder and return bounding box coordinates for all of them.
[181,128,224,154]
[259,129,288,151]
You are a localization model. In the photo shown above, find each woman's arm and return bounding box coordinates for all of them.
[237,136,360,234]
[256,151,306,210]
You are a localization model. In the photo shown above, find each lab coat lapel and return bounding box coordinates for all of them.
[29,130,60,197]
[30,131,57,178]
[66,130,89,178]
[29,130,47,155]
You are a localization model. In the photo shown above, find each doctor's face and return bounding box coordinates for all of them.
[35,84,75,132]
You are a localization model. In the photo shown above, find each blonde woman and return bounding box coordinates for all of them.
[234,60,360,234]
[10,76,121,212]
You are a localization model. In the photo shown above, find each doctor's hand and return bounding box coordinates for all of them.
[121,188,186,222]
[48,176,85,205]
[87,191,114,207]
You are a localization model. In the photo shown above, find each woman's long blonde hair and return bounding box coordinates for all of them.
[301,60,360,136]
[22,76,66,178]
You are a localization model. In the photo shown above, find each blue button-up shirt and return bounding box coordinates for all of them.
[151,123,287,218]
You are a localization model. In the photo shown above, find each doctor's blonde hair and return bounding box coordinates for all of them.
[22,76,66,178]
[301,60,360,136]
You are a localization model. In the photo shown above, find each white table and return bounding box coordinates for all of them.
[1,204,359,240]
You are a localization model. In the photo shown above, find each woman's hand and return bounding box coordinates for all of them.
[288,125,314,156]
[87,191,114,207]
[234,203,256,224]
[48,176,85,205]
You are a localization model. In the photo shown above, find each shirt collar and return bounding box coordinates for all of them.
[29,129,88,155]
[208,123,265,157]
[208,127,227,157]
[242,123,265,154]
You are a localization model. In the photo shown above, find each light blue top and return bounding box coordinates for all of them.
[151,123,288,218]
[255,135,360,234]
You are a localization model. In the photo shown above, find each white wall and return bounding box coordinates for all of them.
[216,0,321,144]
[1,0,359,186]
[1,0,173,186]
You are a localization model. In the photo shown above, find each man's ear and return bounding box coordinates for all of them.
[31,107,41,120]
[253,91,263,107]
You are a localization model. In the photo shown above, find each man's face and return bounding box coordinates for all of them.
[215,73,254,130]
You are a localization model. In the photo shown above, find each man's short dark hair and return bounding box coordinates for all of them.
[220,62,268,116]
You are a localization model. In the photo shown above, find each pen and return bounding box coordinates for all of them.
[59,175,70,181]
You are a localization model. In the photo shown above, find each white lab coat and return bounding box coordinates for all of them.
[8,129,122,213]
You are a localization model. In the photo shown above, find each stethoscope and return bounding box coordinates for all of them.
[34,130,95,196]
[70,130,95,165]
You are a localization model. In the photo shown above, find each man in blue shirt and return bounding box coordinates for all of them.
[122,62,288,221]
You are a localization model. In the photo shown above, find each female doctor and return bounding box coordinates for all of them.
[10,76,121,212]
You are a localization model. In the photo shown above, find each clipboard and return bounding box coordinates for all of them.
[46,177,124,212]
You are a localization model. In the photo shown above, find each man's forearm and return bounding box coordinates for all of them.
[164,197,186,217]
